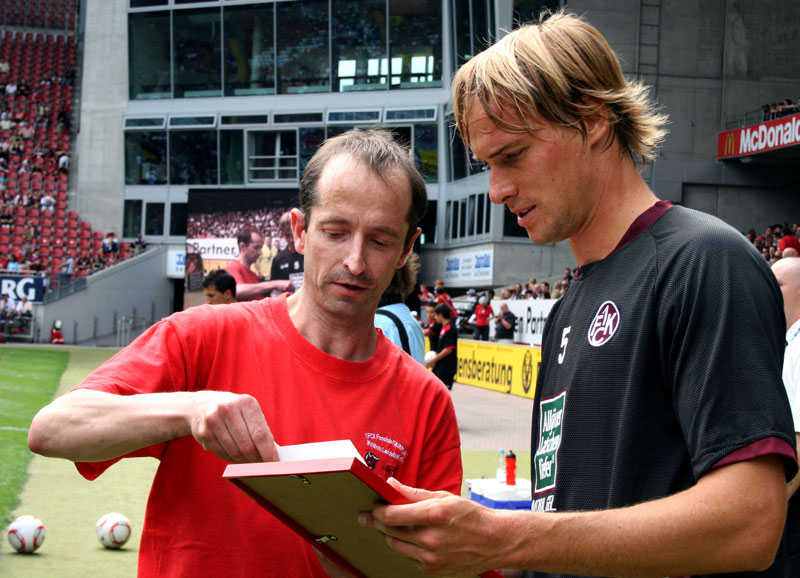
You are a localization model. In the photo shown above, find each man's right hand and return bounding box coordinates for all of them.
[189,391,278,463]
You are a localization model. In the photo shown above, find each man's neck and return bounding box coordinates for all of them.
[568,158,658,267]
[286,291,379,362]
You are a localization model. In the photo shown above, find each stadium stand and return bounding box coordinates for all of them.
[0,6,142,289]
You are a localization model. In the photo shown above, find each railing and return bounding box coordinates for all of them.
[116,316,149,348]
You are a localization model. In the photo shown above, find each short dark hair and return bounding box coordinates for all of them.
[434,303,452,319]
[237,228,259,248]
[298,128,427,246]
[203,269,236,297]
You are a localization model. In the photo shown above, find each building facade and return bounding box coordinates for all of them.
[74,0,800,292]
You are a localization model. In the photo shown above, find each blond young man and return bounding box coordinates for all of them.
[361,12,795,578]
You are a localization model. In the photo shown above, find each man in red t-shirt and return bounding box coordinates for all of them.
[226,229,293,301]
[28,129,461,578]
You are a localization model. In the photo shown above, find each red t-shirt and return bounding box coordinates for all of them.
[74,295,461,578]
[226,260,260,284]
[474,303,494,327]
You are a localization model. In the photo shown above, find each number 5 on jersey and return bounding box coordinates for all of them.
[558,326,571,364]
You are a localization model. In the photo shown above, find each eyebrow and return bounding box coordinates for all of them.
[317,216,403,240]
[481,139,522,162]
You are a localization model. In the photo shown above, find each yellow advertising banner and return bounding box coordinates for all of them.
[456,340,540,400]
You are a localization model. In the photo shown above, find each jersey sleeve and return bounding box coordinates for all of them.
[658,227,797,481]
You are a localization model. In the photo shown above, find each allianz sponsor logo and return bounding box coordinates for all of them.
[740,116,800,155]
[474,253,491,269]
[445,257,460,272]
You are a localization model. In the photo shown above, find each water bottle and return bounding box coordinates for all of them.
[496,449,505,483]
[505,449,517,486]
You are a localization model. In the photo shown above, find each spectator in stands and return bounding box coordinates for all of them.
[16,80,30,98]
[18,122,34,141]
[76,250,92,275]
[0,293,14,333]
[60,254,75,284]
[91,252,105,273]
[40,192,55,212]
[780,231,800,254]
[15,295,32,318]
[132,233,148,253]
[494,302,516,344]
[226,228,293,301]
[202,270,237,305]
[56,109,70,134]
[57,151,69,174]
[5,81,16,96]
[6,253,20,272]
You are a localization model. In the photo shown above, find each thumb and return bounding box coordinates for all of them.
[386,477,449,503]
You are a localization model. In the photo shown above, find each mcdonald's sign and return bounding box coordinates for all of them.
[718,112,800,159]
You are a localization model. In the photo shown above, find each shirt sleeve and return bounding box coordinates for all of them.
[658,228,797,481]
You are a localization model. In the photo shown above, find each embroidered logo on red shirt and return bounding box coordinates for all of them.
[588,301,620,346]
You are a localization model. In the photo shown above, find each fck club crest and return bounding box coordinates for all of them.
[588,301,620,346]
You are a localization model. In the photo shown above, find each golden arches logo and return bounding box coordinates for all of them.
[724,133,735,156]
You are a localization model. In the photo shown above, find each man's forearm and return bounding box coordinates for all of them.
[501,456,786,576]
[28,389,193,462]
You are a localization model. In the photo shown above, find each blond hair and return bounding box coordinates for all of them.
[453,11,668,165]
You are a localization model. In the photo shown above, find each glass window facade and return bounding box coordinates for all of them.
[223,4,275,96]
[145,202,165,236]
[389,0,442,88]
[414,124,438,183]
[220,130,244,184]
[169,130,218,184]
[332,0,386,92]
[125,131,167,185]
[173,8,222,98]
[453,0,494,68]
[247,131,297,182]
[276,0,330,94]
[446,193,491,240]
[123,200,143,238]
[129,11,171,100]
[170,203,188,236]
[128,1,445,99]
[513,0,562,26]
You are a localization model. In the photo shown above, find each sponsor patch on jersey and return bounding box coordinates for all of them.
[534,391,565,496]
[587,300,620,346]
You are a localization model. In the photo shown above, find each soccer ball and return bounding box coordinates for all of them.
[7,515,45,553]
[95,512,131,549]
[424,351,437,364]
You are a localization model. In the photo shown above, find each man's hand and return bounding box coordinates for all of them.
[359,478,510,577]
[189,391,278,463]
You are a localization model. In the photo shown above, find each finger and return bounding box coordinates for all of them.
[221,403,275,463]
[237,398,278,461]
[387,477,449,503]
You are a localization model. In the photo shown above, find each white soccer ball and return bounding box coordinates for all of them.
[96,512,131,549]
[7,515,45,553]
[424,351,437,364]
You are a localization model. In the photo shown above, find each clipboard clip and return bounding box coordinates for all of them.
[314,535,338,544]
[291,474,312,485]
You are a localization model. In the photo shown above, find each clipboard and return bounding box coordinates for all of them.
[224,456,503,578]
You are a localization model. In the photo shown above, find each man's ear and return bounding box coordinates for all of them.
[397,227,422,269]
[581,97,611,148]
[290,208,306,255]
